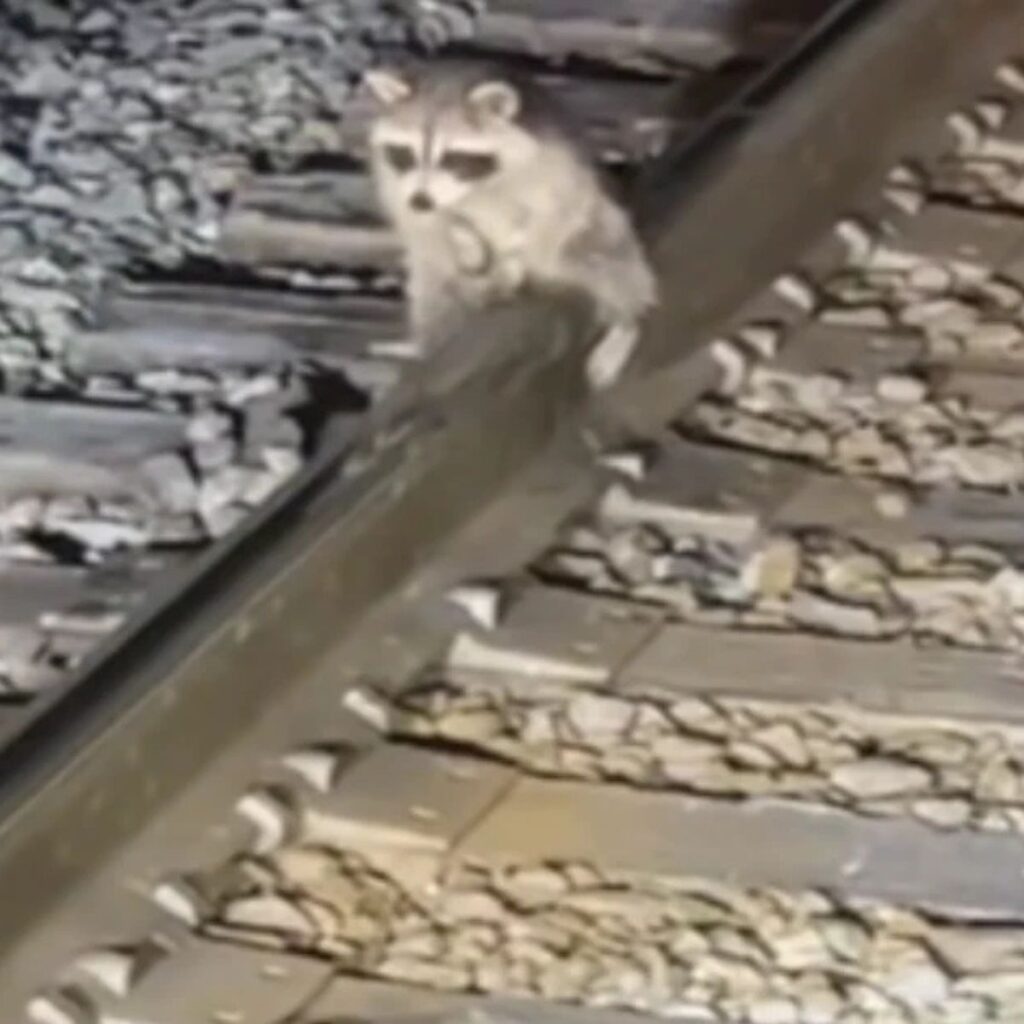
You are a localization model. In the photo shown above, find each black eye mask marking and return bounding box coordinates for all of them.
[383,143,416,173]
[438,150,499,181]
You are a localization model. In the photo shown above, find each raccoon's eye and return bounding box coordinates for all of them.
[383,143,416,173]
[439,150,498,181]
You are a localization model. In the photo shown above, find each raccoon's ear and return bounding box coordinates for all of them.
[363,68,414,106]
[467,80,520,121]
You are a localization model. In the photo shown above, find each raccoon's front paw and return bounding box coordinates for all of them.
[447,220,492,275]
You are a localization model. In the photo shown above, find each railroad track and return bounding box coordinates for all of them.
[3,0,1024,1020]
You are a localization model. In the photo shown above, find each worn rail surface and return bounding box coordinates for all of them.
[4,0,1024,1021]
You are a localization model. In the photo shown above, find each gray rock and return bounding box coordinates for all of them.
[0,625,46,675]
[26,183,77,211]
[376,956,471,989]
[78,7,119,33]
[222,894,314,936]
[740,538,801,600]
[44,512,150,553]
[198,466,254,518]
[438,890,507,923]
[963,321,1024,354]
[0,152,34,190]
[0,496,46,534]
[747,722,811,769]
[975,757,1023,804]
[187,410,233,445]
[876,966,948,1017]
[240,468,285,507]
[651,733,720,767]
[435,708,503,743]
[139,453,198,514]
[565,693,635,741]
[789,592,894,638]
[39,606,126,635]
[262,446,303,481]
[200,502,248,539]
[747,997,800,1024]
[830,758,933,799]
[151,514,205,546]
[192,437,238,473]
[15,58,77,99]
[243,405,304,452]
[502,867,569,908]
[876,373,927,404]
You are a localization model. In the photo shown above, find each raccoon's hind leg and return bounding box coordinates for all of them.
[586,322,641,391]
[560,204,657,390]
[563,205,657,327]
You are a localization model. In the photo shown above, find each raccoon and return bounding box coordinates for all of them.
[364,60,657,382]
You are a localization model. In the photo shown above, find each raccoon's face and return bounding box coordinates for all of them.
[365,66,538,219]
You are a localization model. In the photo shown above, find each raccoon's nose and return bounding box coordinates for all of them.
[409,191,434,212]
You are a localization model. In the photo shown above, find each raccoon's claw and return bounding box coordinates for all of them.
[586,322,640,391]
